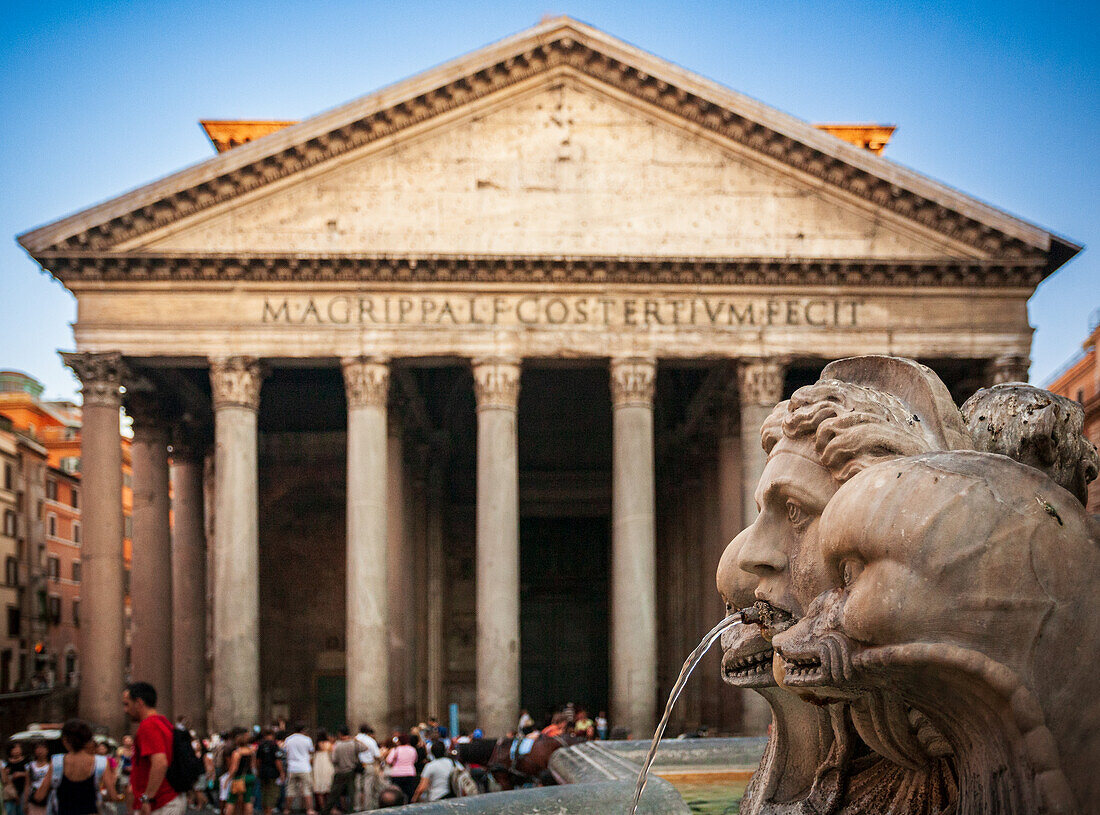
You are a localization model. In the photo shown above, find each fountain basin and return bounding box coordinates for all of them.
[375,737,765,813]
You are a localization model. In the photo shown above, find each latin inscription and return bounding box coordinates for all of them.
[260,294,861,328]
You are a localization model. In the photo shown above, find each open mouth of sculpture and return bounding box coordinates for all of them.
[754,600,796,637]
[721,638,774,685]
[777,651,825,685]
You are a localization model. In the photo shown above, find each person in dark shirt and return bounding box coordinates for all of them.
[5,743,28,815]
[254,730,283,815]
[44,719,118,815]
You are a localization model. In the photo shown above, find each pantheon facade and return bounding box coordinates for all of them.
[19,18,1078,738]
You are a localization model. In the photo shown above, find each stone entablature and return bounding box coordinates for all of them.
[39,253,1047,288]
[68,284,1033,362]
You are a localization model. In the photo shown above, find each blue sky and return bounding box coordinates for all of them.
[2,0,1097,398]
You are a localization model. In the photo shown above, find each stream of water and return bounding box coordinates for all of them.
[629,609,753,815]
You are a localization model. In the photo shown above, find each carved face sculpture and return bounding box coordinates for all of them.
[726,430,839,632]
[717,360,974,815]
[719,379,934,651]
[773,451,1100,814]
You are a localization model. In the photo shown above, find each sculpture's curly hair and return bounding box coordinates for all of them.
[761,380,934,483]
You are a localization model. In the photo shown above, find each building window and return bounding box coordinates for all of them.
[124,515,132,538]
[2,510,14,537]
[72,522,80,545]
[7,606,20,638]
[72,600,79,628]
[47,595,61,625]
[3,463,11,490]
[1078,389,1086,403]
[5,557,16,586]
[47,513,56,537]
[47,557,59,581]
[123,473,132,489]
[71,561,81,583]
[64,650,77,685]
[70,488,78,509]
[60,457,80,475]
[45,479,58,501]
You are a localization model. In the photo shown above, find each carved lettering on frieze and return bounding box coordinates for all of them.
[472,358,521,411]
[61,351,128,408]
[209,356,265,411]
[341,357,390,409]
[610,357,656,408]
[259,294,862,329]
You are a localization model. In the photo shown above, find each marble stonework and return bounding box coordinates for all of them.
[720,356,1099,815]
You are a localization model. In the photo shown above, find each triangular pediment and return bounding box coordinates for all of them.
[132,76,966,259]
[19,16,1077,276]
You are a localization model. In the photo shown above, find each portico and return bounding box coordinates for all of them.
[19,17,1074,737]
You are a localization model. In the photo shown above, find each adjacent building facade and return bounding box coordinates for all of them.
[0,371,134,694]
[1047,312,1100,510]
[0,418,23,692]
[18,18,1080,737]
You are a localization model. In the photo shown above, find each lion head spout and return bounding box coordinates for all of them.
[774,451,1100,814]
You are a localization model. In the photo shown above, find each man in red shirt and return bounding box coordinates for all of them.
[123,682,185,815]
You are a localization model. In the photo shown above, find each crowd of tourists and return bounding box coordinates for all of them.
[1,683,614,815]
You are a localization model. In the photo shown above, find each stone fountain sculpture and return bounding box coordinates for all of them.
[718,356,1100,815]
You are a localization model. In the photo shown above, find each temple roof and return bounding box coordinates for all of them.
[17,16,1079,276]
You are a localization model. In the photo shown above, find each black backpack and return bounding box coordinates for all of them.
[166,726,204,793]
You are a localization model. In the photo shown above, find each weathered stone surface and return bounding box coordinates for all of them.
[143,80,960,260]
[962,382,1099,505]
[774,451,1100,813]
[719,354,1100,815]
[718,356,971,814]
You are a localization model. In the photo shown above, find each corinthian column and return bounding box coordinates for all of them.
[209,356,264,730]
[127,393,173,716]
[342,357,390,731]
[171,425,207,734]
[472,357,521,736]
[738,359,787,527]
[609,356,657,736]
[61,351,127,735]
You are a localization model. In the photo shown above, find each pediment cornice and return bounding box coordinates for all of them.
[18,18,1078,275]
[40,251,1046,289]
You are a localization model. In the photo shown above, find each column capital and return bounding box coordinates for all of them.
[472,357,521,411]
[341,356,390,409]
[990,353,1030,385]
[210,356,265,411]
[737,358,787,407]
[610,357,656,408]
[61,351,128,408]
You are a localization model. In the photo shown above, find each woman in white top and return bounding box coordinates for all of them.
[23,744,50,815]
[310,732,334,813]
